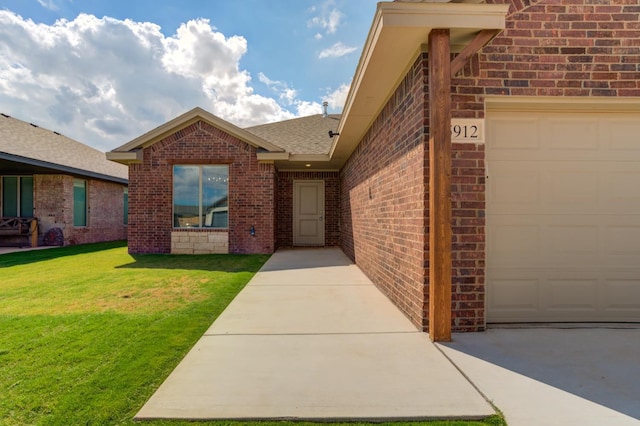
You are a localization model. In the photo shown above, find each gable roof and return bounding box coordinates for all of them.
[0,113,128,184]
[245,114,340,155]
[108,107,286,165]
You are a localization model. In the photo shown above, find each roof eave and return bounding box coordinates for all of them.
[256,151,290,161]
[1,152,128,184]
[330,1,509,167]
[111,107,285,155]
[106,150,143,165]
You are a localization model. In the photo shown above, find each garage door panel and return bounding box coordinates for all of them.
[604,224,640,261]
[546,167,599,207]
[603,279,640,312]
[489,117,540,150]
[489,162,540,209]
[606,169,640,207]
[542,118,599,151]
[546,224,599,264]
[544,278,599,312]
[489,269,640,322]
[602,117,640,151]
[488,218,540,266]
[487,110,640,323]
[488,276,540,314]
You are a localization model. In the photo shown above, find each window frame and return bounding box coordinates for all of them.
[1,175,34,217]
[172,165,229,229]
[73,178,88,227]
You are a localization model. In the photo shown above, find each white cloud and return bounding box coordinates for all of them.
[0,11,314,151]
[295,101,323,117]
[259,72,323,116]
[308,2,343,36]
[324,83,350,110]
[318,42,357,59]
[37,0,59,10]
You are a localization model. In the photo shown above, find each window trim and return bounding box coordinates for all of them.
[1,175,34,217]
[172,165,229,229]
[73,178,88,227]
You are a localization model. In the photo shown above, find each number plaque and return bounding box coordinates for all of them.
[451,119,484,143]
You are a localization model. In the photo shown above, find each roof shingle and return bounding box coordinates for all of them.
[245,114,341,155]
[0,113,128,182]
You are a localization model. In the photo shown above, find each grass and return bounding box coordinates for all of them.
[0,242,505,426]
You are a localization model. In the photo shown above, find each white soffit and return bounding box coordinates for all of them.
[330,1,509,168]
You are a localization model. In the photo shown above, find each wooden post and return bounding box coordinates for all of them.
[30,218,38,248]
[428,29,452,342]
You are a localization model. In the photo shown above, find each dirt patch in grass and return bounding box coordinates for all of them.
[71,276,211,314]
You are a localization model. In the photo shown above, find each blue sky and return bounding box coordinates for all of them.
[0,0,379,151]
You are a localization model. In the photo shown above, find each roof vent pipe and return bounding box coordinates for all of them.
[322,101,328,118]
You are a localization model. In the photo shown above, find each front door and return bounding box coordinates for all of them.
[293,180,324,246]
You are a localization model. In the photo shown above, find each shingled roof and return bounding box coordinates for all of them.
[245,114,341,155]
[0,113,128,184]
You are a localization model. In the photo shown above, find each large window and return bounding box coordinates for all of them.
[173,165,228,228]
[2,176,33,217]
[73,179,87,227]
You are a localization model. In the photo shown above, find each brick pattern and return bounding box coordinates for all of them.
[451,143,486,332]
[171,230,228,254]
[276,171,340,248]
[127,121,275,254]
[341,54,429,331]
[452,0,640,116]
[34,174,127,246]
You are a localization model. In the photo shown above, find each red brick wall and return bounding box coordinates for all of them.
[127,120,275,254]
[453,0,640,116]
[276,171,340,248]
[340,54,429,331]
[451,143,486,332]
[34,174,127,246]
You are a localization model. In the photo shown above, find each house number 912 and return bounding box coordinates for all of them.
[450,119,485,143]
[451,124,479,139]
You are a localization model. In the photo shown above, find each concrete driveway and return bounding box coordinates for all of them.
[438,328,640,426]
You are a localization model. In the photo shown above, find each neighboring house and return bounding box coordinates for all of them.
[109,0,640,336]
[0,113,128,247]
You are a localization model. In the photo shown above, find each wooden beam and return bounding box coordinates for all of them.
[428,29,452,342]
[29,218,38,248]
[450,29,500,77]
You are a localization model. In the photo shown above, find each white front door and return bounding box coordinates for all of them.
[293,180,325,246]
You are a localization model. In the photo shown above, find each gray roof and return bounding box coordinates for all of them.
[0,113,128,183]
[245,114,341,155]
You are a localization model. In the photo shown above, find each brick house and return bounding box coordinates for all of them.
[1,113,128,247]
[109,0,640,337]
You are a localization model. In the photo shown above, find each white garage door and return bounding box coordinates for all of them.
[486,110,640,323]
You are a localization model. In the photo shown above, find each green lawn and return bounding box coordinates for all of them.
[0,242,505,426]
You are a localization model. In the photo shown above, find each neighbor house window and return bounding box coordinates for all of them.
[173,165,228,228]
[73,179,87,227]
[1,176,33,217]
[123,187,128,226]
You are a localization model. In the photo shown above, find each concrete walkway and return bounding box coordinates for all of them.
[136,248,495,421]
[0,246,56,255]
